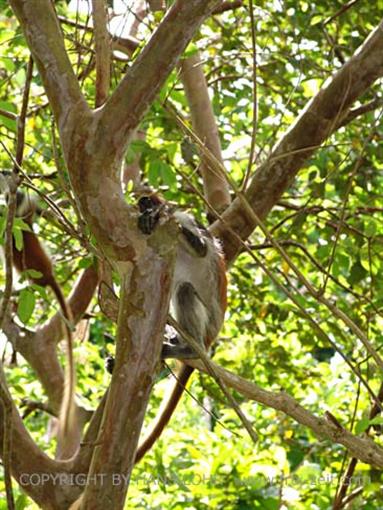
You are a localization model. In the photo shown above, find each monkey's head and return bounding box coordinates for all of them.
[137,193,167,235]
[137,193,163,213]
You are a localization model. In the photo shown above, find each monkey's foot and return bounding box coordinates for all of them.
[105,343,200,370]
[105,355,115,374]
[161,343,200,360]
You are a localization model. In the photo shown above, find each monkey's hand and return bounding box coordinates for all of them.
[137,195,165,235]
[138,208,160,235]
[161,341,199,360]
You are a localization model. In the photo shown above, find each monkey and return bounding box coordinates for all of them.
[4,190,77,459]
[106,193,227,462]
[138,194,227,357]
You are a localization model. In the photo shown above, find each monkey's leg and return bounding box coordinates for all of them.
[106,282,207,364]
[161,343,200,359]
[162,282,206,360]
[105,343,195,369]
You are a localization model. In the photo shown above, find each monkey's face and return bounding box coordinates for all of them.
[137,194,162,213]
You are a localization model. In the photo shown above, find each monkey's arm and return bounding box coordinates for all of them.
[179,225,208,257]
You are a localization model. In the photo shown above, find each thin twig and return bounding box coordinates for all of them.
[333,382,383,508]
[252,239,383,318]
[336,98,383,129]
[242,0,257,190]
[0,108,17,121]
[321,120,381,293]
[0,180,17,328]
[14,57,33,167]
[20,399,56,419]
[323,0,362,26]
[168,316,259,444]
[164,363,240,438]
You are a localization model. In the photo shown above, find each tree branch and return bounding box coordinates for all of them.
[3,266,98,413]
[92,0,111,107]
[0,371,15,510]
[97,0,222,155]
[181,52,231,216]
[335,97,383,129]
[212,19,383,262]
[212,0,243,14]
[42,265,99,345]
[9,0,88,128]
[0,365,75,509]
[0,177,18,328]
[80,222,177,509]
[187,359,383,468]
[58,15,140,57]
[0,108,17,121]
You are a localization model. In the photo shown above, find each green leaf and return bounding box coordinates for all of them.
[159,161,177,187]
[15,493,29,510]
[310,15,323,26]
[31,283,48,300]
[78,257,93,269]
[148,159,162,186]
[14,68,26,86]
[355,417,370,435]
[0,100,17,131]
[25,269,43,280]
[368,416,383,426]
[130,140,150,154]
[287,445,305,470]
[164,142,178,162]
[349,261,367,285]
[14,217,31,232]
[13,228,24,251]
[184,42,199,58]
[17,288,36,324]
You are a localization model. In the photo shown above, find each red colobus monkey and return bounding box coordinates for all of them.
[115,194,227,462]
[8,191,76,459]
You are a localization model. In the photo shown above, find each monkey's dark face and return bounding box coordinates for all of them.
[138,194,162,213]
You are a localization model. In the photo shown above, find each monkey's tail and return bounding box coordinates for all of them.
[135,364,194,463]
[50,279,78,459]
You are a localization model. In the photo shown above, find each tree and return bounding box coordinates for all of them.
[1,1,383,509]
